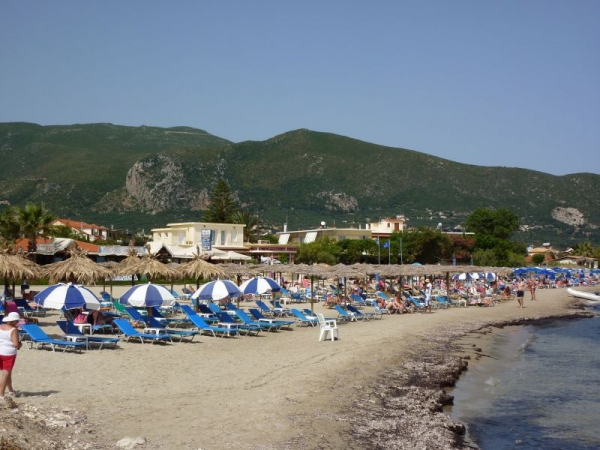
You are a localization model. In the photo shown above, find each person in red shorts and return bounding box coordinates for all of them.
[0,312,23,399]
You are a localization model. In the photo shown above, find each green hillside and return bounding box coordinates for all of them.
[1,124,599,247]
[0,122,230,216]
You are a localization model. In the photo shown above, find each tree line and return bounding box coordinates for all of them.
[2,181,599,267]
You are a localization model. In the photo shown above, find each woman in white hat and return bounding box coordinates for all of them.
[0,312,22,399]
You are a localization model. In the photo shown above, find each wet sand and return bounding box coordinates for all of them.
[11,285,591,449]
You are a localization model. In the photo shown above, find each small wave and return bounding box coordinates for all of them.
[485,376,501,386]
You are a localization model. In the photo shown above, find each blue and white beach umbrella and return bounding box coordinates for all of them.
[120,283,175,307]
[34,283,101,311]
[191,279,242,301]
[239,276,281,295]
[452,273,472,281]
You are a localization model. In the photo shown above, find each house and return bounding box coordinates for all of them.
[52,219,109,242]
[552,255,598,269]
[526,244,559,263]
[366,215,407,239]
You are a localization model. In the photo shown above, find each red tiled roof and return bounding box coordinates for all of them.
[14,238,99,253]
[76,240,99,252]
[14,237,53,252]
[54,218,108,231]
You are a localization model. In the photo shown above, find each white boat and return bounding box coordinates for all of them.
[567,288,600,302]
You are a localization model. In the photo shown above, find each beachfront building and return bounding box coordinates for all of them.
[149,222,250,261]
[246,240,298,264]
[366,215,407,239]
[552,255,599,269]
[277,223,372,245]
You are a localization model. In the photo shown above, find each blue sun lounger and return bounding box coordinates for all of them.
[233,309,281,332]
[21,324,87,353]
[249,308,295,329]
[346,304,378,320]
[113,319,172,344]
[181,308,239,337]
[290,309,318,327]
[179,304,218,323]
[334,305,362,322]
[56,320,120,349]
[144,316,199,342]
[218,313,262,336]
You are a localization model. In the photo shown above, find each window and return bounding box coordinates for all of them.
[220,230,226,245]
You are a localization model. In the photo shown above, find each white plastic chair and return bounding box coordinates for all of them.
[316,313,338,342]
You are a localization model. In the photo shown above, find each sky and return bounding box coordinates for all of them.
[1,1,598,176]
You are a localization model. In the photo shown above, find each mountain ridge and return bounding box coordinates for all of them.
[0,123,598,246]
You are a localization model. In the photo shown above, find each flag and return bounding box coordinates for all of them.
[374,237,380,244]
[382,240,390,249]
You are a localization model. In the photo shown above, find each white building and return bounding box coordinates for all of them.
[150,222,249,260]
[365,215,407,238]
[277,223,371,245]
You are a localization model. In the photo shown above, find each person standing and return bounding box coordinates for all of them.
[516,278,526,309]
[20,279,29,298]
[0,312,23,399]
[424,278,433,313]
[528,277,537,301]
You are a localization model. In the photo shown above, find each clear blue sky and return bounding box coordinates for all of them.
[1,1,598,176]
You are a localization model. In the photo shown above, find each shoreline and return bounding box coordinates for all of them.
[1,285,595,449]
[344,298,593,449]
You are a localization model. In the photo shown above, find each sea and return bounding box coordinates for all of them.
[448,300,600,450]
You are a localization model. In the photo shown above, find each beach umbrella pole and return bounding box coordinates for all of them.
[310,276,315,314]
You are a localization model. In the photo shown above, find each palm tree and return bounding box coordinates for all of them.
[573,241,594,257]
[0,206,20,244]
[230,211,260,243]
[16,203,55,259]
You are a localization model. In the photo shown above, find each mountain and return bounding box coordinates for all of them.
[1,123,599,246]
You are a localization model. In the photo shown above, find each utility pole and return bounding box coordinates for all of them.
[399,238,403,264]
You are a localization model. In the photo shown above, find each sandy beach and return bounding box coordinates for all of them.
[1,284,593,449]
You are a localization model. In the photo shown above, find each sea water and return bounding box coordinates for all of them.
[449,302,600,450]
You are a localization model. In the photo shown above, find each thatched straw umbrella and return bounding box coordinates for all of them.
[0,249,41,299]
[114,251,179,287]
[133,255,179,283]
[113,247,146,286]
[42,248,113,285]
[288,263,330,314]
[179,255,226,291]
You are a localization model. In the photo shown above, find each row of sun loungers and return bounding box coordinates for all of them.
[14,286,506,352]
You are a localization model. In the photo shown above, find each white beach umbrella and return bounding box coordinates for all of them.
[34,283,101,311]
[191,280,242,301]
[120,283,175,307]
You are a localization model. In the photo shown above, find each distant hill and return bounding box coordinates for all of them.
[1,123,599,246]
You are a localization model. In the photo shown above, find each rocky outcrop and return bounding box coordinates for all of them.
[552,207,586,227]
[125,155,186,213]
[316,190,359,212]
